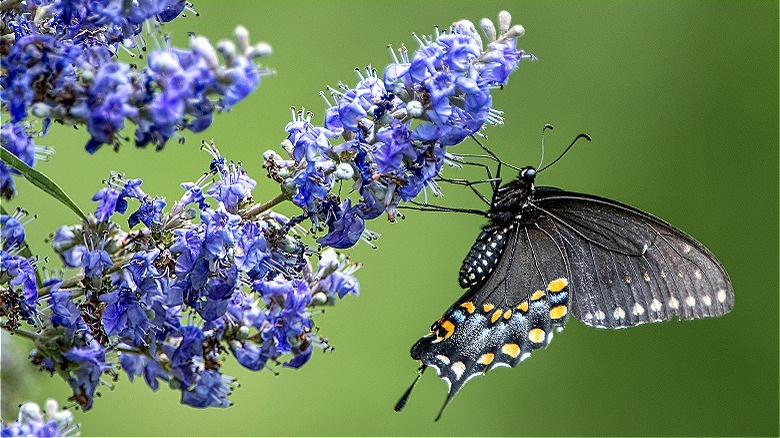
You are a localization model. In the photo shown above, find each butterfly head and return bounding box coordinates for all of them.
[520,166,537,184]
[518,166,536,186]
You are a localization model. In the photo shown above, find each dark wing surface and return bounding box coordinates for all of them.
[532,187,733,329]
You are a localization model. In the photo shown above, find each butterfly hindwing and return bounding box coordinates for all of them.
[532,188,734,328]
[411,223,571,419]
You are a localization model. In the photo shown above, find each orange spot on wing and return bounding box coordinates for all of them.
[441,320,455,339]
[477,353,495,365]
[501,343,521,358]
[482,303,495,313]
[517,301,529,312]
[550,305,568,320]
[490,309,502,323]
[530,290,545,301]
[460,301,475,314]
[528,328,545,344]
[548,278,568,293]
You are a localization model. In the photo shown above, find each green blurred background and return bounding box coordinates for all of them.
[2,1,777,436]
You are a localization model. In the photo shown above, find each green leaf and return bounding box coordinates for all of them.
[0,204,43,288]
[1,145,87,220]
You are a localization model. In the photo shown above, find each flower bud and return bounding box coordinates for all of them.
[406,100,424,118]
[234,26,250,54]
[334,163,354,180]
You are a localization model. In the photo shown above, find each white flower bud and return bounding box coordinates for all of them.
[498,11,512,36]
[334,162,354,180]
[191,35,219,69]
[250,42,273,59]
[280,139,294,155]
[18,402,43,422]
[234,25,250,54]
[31,103,52,118]
[217,40,237,61]
[311,292,328,306]
[406,100,424,118]
[44,399,59,418]
[480,18,497,43]
[505,25,525,39]
[149,51,180,73]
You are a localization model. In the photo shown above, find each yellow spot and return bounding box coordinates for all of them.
[528,328,545,344]
[482,303,495,313]
[501,343,521,358]
[491,309,502,323]
[503,309,512,319]
[477,353,494,365]
[548,278,568,293]
[530,290,545,301]
[516,301,529,312]
[550,305,567,319]
[460,301,475,314]
[441,320,455,339]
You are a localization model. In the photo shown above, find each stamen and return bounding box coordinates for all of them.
[388,44,399,64]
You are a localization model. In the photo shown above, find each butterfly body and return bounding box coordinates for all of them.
[400,165,734,420]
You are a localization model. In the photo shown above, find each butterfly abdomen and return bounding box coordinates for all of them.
[458,224,510,289]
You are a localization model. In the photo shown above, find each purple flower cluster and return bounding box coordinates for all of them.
[0,9,530,416]
[14,146,360,411]
[0,0,271,197]
[0,399,78,437]
[0,210,38,331]
[269,12,531,247]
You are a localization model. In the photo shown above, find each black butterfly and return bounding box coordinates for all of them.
[395,132,734,421]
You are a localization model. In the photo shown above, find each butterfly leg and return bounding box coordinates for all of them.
[399,201,487,217]
[435,176,500,206]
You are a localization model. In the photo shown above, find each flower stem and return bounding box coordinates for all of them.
[36,253,135,298]
[241,191,291,220]
[8,327,39,342]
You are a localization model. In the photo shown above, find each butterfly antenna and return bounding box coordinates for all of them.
[537,123,554,169]
[538,133,592,172]
[469,135,521,171]
[395,365,427,412]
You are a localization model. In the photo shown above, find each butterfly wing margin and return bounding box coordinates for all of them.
[532,188,734,328]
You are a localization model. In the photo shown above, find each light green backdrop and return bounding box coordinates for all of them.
[2,1,777,436]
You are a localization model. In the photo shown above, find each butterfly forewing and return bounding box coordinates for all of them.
[532,189,734,328]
